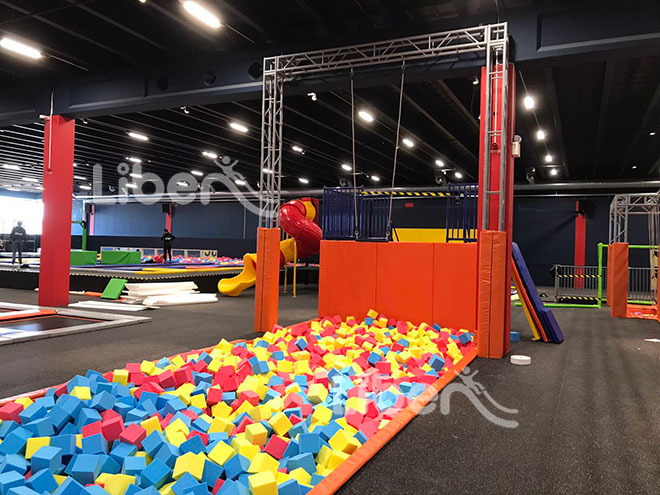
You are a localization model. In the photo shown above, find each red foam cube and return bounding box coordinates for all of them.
[0,402,22,422]
[82,421,103,437]
[101,415,125,443]
[264,435,289,460]
[119,423,147,448]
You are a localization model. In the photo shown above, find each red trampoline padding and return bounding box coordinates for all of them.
[0,309,56,322]
[308,346,477,495]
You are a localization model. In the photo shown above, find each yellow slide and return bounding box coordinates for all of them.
[217,253,258,296]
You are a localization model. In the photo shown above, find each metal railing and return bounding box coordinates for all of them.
[553,265,601,305]
[629,267,656,302]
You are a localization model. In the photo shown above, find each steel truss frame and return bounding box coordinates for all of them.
[259,23,510,228]
[609,191,660,245]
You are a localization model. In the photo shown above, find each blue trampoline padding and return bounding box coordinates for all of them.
[512,243,564,344]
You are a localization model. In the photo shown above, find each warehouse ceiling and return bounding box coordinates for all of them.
[0,0,658,195]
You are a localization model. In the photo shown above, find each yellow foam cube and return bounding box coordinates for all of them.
[311,405,332,426]
[70,386,91,401]
[112,369,129,386]
[329,429,359,454]
[173,452,205,480]
[268,412,292,436]
[288,468,311,486]
[248,471,277,495]
[14,398,32,409]
[25,437,50,459]
[326,450,350,469]
[103,474,136,495]
[276,360,293,373]
[189,394,207,410]
[53,475,66,486]
[140,360,155,375]
[211,402,232,418]
[171,355,185,368]
[159,482,175,495]
[208,441,235,465]
[76,434,82,450]
[307,383,328,404]
[367,309,379,318]
[316,445,333,467]
[345,397,367,415]
[245,423,268,447]
[248,452,279,474]
[208,417,233,434]
[141,416,162,436]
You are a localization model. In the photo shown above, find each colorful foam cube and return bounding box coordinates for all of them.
[207,441,234,466]
[0,471,24,495]
[248,472,277,495]
[244,423,268,448]
[70,455,103,485]
[31,445,64,473]
[139,459,171,489]
[122,456,146,477]
[172,452,205,481]
[119,424,147,448]
[25,470,57,494]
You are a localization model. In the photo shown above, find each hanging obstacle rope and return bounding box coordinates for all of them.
[386,63,406,240]
[350,69,360,239]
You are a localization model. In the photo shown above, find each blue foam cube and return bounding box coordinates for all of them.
[141,432,165,458]
[31,445,64,473]
[298,433,321,455]
[179,436,205,455]
[223,454,250,480]
[277,479,301,495]
[122,456,146,476]
[26,470,57,494]
[0,471,24,495]
[53,478,84,495]
[138,459,170,489]
[286,453,316,475]
[510,331,521,343]
[201,460,223,488]
[82,434,108,455]
[216,480,248,495]
[70,454,102,485]
[171,473,199,495]
[7,487,39,495]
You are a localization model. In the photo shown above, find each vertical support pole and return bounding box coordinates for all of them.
[81,224,87,251]
[254,227,281,333]
[165,204,173,231]
[610,242,629,318]
[574,201,586,288]
[39,116,75,307]
[88,204,95,236]
[597,243,604,307]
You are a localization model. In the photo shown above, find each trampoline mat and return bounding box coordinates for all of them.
[0,315,105,333]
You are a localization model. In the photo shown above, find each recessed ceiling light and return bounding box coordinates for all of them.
[632,165,637,169]
[523,95,535,110]
[22,177,38,183]
[435,159,445,167]
[371,175,380,182]
[234,179,246,186]
[202,151,218,159]
[291,145,304,154]
[307,92,317,101]
[472,76,479,85]
[130,173,143,179]
[262,168,273,174]
[183,1,222,29]
[298,177,309,184]
[536,129,545,140]
[176,181,189,187]
[341,164,352,171]
[191,170,203,176]
[229,122,248,133]
[2,164,20,170]
[544,154,553,163]
[550,168,558,176]
[402,138,414,148]
[651,131,656,136]
[73,175,87,180]
[79,185,91,191]
[73,162,77,167]
[127,131,149,141]
[138,0,147,4]
[454,171,463,179]
[358,110,374,123]
[0,37,42,59]
[125,183,138,189]
[127,157,142,163]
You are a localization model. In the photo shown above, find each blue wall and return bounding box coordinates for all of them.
[95,203,165,237]
[174,203,258,239]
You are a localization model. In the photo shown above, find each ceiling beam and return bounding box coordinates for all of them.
[621,81,660,177]
[592,60,614,177]
[544,67,570,178]
[431,80,479,132]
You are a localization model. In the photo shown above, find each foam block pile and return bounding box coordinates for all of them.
[0,311,473,495]
[140,256,243,266]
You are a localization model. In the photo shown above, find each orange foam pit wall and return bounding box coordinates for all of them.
[254,227,281,333]
[432,243,478,330]
[609,242,628,318]
[477,231,508,358]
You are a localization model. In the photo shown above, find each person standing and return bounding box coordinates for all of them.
[10,221,26,265]
[161,228,175,263]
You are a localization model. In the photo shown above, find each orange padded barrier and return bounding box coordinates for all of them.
[318,241,377,318]
[606,246,613,306]
[433,243,478,330]
[375,242,434,324]
[254,227,281,333]
[609,242,629,318]
[0,309,56,322]
[477,231,508,358]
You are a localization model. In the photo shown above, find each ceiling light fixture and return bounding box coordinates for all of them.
[125,183,138,189]
[435,159,445,167]
[358,110,374,123]
[472,76,479,85]
[183,1,221,29]
[2,164,20,170]
[127,157,142,163]
[176,181,189,187]
[454,171,463,179]
[73,175,87,180]
[371,175,380,182]
[73,162,77,167]
[291,145,304,154]
[130,173,143,179]
[544,154,553,163]
[181,106,190,115]
[0,37,42,59]
[341,164,352,171]
[298,177,309,184]
[127,131,149,141]
[262,168,273,174]
[402,138,414,148]
[523,95,535,110]
[191,170,203,176]
[650,131,656,136]
[22,177,38,183]
[234,179,246,186]
[536,129,545,140]
[229,122,248,133]
[79,185,91,191]
[202,151,218,159]
[307,92,317,101]
[550,168,558,176]
[632,165,637,169]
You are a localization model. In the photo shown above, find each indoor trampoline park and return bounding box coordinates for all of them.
[0,2,658,495]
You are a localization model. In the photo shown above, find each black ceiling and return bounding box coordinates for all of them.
[0,0,658,196]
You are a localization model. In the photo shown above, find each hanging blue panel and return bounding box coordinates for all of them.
[446,183,478,243]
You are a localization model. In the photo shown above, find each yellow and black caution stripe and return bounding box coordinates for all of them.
[363,191,448,197]
[557,295,600,302]
[557,274,600,278]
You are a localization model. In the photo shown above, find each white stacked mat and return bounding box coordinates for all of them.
[123,281,217,307]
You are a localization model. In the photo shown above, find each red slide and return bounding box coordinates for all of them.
[278,198,322,266]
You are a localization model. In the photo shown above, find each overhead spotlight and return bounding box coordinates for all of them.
[234,179,246,186]
[651,131,656,136]
[73,175,87,180]
[371,175,380,182]
[127,157,142,163]
[183,1,222,29]
[81,118,88,125]
[176,181,189,187]
[202,151,218,159]
[138,0,147,3]
[130,173,143,179]
[341,163,352,171]
[454,171,463,179]
[307,92,318,102]
[73,162,77,167]
[544,154,553,163]
[536,129,545,140]
[632,165,637,170]
[262,168,273,174]
[0,37,42,59]
[2,164,20,170]
[550,168,559,176]
[125,183,138,189]
[127,131,149,141]
[229,122,248,133]
[435,159,445,167]
[22,177,38,183]
[472,76,479,85]
[181,106,190,115]
[291,145,304,154]
[358,110,374,123]
[191,170,203,176]
[298,177,309,184]
[523,95,535,110]
[402,138,414,148]
[79,185,92,191]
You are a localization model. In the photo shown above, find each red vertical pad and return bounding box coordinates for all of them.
[606,246,613,306]
[477,231,508,358]
[432,243,478,331]
[610,242,628,318]
[318,241,377,319]
[254,227,281,333]
[375,242,434,324]
[39,116,75,307]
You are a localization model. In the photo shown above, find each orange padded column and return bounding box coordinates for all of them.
[477,230,508,358]
[609,242,628,318]
[606,246,613,306]
[254,227,281,333]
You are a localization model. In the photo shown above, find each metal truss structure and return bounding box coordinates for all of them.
[609,192,660,245]
[258,23,510,228]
